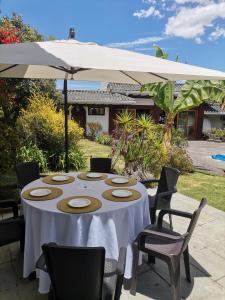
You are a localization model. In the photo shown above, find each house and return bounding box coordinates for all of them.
[64,83,225,139]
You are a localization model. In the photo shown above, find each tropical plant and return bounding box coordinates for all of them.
[141,47,225,147]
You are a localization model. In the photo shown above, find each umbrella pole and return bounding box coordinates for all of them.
[63,79,69,173]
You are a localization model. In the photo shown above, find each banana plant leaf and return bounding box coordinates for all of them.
[141,81,175,113]
[174,80,225,113]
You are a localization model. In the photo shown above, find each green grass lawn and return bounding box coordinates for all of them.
[1,139,224,211]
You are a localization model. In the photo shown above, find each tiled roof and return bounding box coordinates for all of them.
[107,82,183,96]
[204,102,225,114]
[64,90,136,105]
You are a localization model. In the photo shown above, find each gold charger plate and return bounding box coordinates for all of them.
[77,172,107,181]
[102,188,141,202]
[42,174,75,185]
[57,196,102,214]
[104,177,137,187]
[22,187,63,201]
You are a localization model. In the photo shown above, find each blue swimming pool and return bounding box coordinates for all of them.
[212,154,225,162]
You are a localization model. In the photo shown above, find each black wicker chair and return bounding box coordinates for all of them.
[0,199,25,251]
[130,199,207,300]
[16,161,40,189]
[36,243,126,300]
[141,166,181,229]
[90,157,114,174]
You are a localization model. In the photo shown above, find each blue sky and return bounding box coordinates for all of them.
[1,0,225,89]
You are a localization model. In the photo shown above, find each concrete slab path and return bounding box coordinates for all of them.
[187,141,225,176]
[0,192,224,300]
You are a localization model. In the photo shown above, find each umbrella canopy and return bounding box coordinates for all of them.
[1,39,225,83]
[1,36,225,172]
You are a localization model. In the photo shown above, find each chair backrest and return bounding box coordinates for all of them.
[90,157,112,173]
[182,198,207,251]
[15,161,40,189]
[157,166,181,200]
[42,243,105,300]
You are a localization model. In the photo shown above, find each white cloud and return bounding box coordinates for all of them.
[133,6,163,18]
[175,0,214,4]
[165,2,225,40]
[195,37,203,43]
[106,36,165,49]
[209,26,225,40]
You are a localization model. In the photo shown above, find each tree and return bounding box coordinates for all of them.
[142,46,225,147]
[0,14,59,126]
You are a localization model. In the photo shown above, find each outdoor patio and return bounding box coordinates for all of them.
[1,191,224,300]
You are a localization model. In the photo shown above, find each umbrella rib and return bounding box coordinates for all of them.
[148,72,168,81]
[119,71,142,85]
[49,66,89,74]
[0,64,18,74]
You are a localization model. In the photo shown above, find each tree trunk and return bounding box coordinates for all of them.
[162,113,175,148]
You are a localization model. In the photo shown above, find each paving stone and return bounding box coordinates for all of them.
[0,288,20,300]
[0,245,10,264]
[190,247,225,281]
[0,262,17,292]
[217,276,225,288]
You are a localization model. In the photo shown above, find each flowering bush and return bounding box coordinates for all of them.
[16,93,85,170]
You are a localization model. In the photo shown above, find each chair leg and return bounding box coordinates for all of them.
[183,247,191,283]
[168,258,181,300]
[169,213,173,230]
[130,243,139,296]
[150,208,156,224]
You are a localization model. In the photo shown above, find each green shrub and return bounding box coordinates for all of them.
[87,122,102,140]
[95,133,112,145]
[169,147,194,174]
[16,144,48,172]
[54,147,86,171]
[172,128,188,148]
[0,123,20,172]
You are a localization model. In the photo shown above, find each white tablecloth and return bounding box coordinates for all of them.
[21,172,150,293]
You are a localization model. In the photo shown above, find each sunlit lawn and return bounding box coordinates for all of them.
[0,139,224,211]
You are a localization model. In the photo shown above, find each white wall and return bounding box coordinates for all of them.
[84,106,109,134]
[203,115,224,131]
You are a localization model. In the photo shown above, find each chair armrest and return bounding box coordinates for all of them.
[0,199,18,217]
[156,188,177,200]
[35,253,48,273]
[140,179,159,187]
[137,229,185,249]
[157,208,192,227]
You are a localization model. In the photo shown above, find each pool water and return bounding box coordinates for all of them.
[212,154,225,162]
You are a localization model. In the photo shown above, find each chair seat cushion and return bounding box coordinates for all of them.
[141,225,183,256]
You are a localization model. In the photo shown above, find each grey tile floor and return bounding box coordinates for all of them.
[0,192,225,300]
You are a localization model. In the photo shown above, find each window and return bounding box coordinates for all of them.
[88,107,105,115]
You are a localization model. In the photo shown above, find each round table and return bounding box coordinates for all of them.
[21,172,150,293]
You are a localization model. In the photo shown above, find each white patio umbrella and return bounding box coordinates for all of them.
[1,29,225,171]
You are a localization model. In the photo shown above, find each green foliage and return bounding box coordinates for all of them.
[153,45,168,59]
[16,93,84,170]
[0,13,60,126]
[0,123,20,172]
[95,133,112,145]
[172,128,188,148]
[16,145,48,172]
[169,147,194,174]
[203,128,225,141]
[87,122,103,140]
[54,147,86,171]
